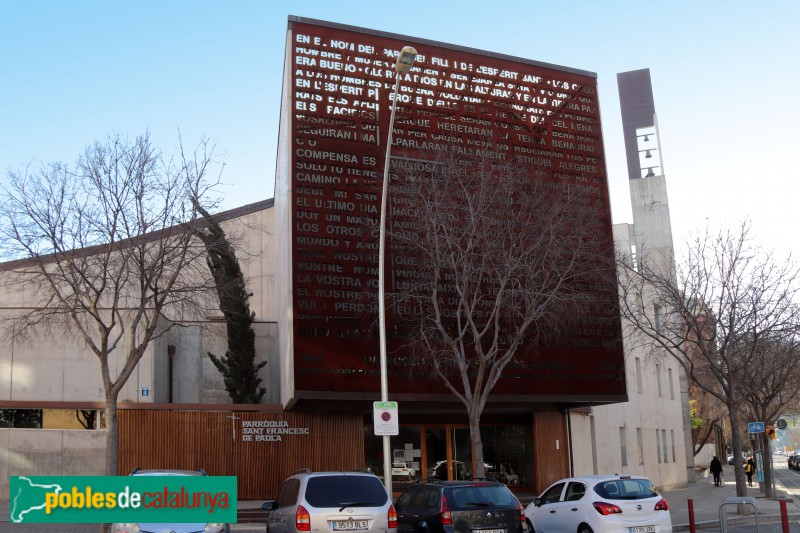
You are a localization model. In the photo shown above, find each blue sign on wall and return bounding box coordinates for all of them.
[748,421,765,433]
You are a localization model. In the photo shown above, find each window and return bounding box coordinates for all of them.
[565,482,587,501]
[620,427,627,466]
[275,479,300,509]
[668,368,675,400]
[541,482,565,504]
[636,428,644,465]
[656,364,662,398]
[655,304,665,334]
[671,430,676,462]
[635,358,643,394]
[662,430,668,463]
[0,409,104,430]
[656,430,661,463]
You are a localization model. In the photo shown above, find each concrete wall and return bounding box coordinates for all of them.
[0,428,105,500]
[0,198,279,406]
[0,310,158,403]
[274,28,296,409]
[569,223,688,491]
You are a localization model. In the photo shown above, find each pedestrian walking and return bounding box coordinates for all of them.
[745,456,756,487]
[710,456,723,486]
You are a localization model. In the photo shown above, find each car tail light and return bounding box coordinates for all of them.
[518,501,525,523]
[592,502,623,515]
[388,504,398,529]
[440,494,452,525]
[296,504,311,531]
[654,498,669,511]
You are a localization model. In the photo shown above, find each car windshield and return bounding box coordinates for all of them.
[305,476,388,508]
[447,485,518,509]
[593,479,658,500]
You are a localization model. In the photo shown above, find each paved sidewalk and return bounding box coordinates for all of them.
[661,465,800,531]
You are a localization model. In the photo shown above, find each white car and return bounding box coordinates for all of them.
[525,475,672,533]
[391,462,415,479]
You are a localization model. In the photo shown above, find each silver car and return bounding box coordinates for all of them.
[264,469,396,533]
[111,469,230,533]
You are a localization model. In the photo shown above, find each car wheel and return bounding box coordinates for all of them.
[577,524,593,533]
[526,518,534,533]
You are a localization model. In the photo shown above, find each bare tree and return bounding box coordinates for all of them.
[618,221,800,496]
[0,132,224,483]
[388,149,617,479]
[740,336,800,495]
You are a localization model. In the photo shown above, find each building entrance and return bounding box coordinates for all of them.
[364,421,532,491]
[424,426,471,481]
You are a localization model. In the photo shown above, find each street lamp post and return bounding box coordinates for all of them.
[378,46,417,495]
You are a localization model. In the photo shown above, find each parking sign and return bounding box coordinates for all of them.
[373,401,399,436]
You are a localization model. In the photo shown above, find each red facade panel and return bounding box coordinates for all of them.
[286,18,624,401]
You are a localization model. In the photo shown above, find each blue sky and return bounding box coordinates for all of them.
[2,0,798,259]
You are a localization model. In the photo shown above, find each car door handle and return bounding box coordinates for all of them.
[549,510,556,514]
[571,508,578,512]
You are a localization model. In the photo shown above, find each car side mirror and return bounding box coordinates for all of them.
[262,500,276,511]
[533,497,543,507]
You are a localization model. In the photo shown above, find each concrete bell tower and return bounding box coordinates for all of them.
[618,68,695,481]
[617,68,675,280]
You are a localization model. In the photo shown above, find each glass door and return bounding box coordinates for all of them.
[423,425,472,480]
[425,427,448,479]
[451,427,472,479]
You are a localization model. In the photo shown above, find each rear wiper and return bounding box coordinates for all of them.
[339,502,377,511]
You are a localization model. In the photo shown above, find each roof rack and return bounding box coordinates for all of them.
[293,468,312,475]
[130,467,140,475]
[197,468,209,476]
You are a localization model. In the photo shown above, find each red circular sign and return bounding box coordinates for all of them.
[380,411,392,422]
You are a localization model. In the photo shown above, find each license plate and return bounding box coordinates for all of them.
[629,527,655,533]
[474,530,505,533]
[334,520,369,531]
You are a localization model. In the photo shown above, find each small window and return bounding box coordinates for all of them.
[395,486,417,511]
[655,304,665,334]
[635,358,643,394]
[0,409,42,428]
[656,430,662,464]
[656,364,662,398]
[662,430,668,463]
[620,427,627,467]
[565,482,586,501]
[671,430,676,462]
[637,428,644,465]
[275,478,300,508]
[668,368,675,400]
[541,482,566,504]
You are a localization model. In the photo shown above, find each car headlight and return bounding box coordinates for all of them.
[205,523,226,533]
[111,525,140,533]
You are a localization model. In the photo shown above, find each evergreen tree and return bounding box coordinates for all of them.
[194,202,266,403]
